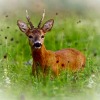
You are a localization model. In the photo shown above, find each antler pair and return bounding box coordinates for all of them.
[26,9,45,29]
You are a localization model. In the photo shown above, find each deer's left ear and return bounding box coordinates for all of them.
[41,19,54,33]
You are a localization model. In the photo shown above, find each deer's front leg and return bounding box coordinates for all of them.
[32,61,40,77]
[51,65,59,76]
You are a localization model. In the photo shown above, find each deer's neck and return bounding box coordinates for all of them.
[31,44,47,64]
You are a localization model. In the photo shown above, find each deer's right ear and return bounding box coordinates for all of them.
[17,20,29,34]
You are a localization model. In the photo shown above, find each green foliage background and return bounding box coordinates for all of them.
[0,1,100,99]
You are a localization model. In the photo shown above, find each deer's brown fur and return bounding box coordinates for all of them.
[17,11,86,76]
[31,44,85,76]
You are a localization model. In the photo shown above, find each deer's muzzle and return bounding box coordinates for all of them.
[34,41,42,49]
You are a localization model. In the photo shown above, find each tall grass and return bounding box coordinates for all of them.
[0,14,100,100]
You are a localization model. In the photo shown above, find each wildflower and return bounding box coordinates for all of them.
[5,36,7,39]
[3,54,7,59]
[5,77,10,85]
[87,74,96,88]
[10,38,14,41]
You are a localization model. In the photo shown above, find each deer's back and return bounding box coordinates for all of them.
[55,48,86,71]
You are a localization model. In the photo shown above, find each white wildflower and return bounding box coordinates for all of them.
[5,77,10,85]
[3,68,11,87]
[87,74,96,88]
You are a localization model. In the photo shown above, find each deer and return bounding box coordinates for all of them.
[17,10,86,77]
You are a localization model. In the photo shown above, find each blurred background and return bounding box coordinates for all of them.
[0,0,100,16]
[0,0,100,100]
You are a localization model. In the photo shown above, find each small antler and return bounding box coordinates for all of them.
[38,9,45,28]
[26,10,34,29]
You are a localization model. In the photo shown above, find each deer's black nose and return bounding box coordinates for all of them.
[34,42,42,48]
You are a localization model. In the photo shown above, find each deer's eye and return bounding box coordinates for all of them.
[29,36,33,39]
[41,35,44,38]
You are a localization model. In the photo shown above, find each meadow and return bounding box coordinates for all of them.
[0,13,100,100]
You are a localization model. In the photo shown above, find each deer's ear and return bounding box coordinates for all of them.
[17,20,29,34]
[41,19,54,33]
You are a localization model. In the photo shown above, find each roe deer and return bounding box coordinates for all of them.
[17,10,86,76]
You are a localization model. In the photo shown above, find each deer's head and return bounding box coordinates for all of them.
[17,10,54,49]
